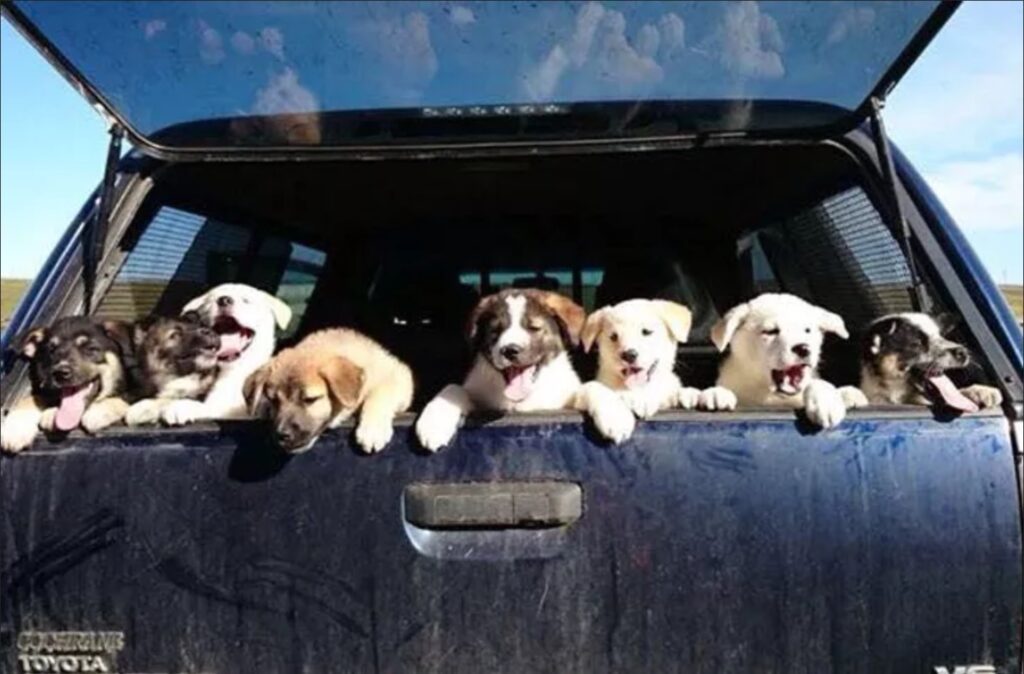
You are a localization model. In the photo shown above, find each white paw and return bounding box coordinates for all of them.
[355,417,394,454]
[620,389,662,420]
[960,384,1003,410]
[838,386,869,409]
[415,397,463,452]
[803,380,846,429]
[698,386,738,411]
[589,394,636,444]
[81,402,127,434]
[161,399,207,426]
[676,386,702,410]
[38,407,60,433]
[126,399,163,426]
[1,409,42,453]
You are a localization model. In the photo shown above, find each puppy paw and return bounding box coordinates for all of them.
[698,386,738,411]
[126,399,163,426]
[676,386,702,410]
[960,384,1003,410]
[1,409,42,453]
[81,400,129,434]
[589,395,636,444]
[803,381,846,429]
[38,407,60,433]
[415,398,463,452]
[355,417,394,454]
[838,386,869,409]
[621,389,662,420]
[161,399,207,426]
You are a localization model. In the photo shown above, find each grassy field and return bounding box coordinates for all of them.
[1,279,1021,328]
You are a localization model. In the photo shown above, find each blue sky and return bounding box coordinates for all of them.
[1,1,1022,283]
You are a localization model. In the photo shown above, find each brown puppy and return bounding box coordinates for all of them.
[244,328,414,454]
[1,316,132,453]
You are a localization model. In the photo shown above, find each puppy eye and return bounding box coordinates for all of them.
[526,324,542,333]
[168,330,181,340]
[761,328,780,336]
[641,328,653,337]
[303,395,322,405]
[609,333,619,343]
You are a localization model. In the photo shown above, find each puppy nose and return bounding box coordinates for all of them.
[217,296,233,308]
[950,345,969,365]
[500,345,522,362]
[52,364,73,384]
[620,349,638,364]
[791,344,812,359]
[275,423,297,444]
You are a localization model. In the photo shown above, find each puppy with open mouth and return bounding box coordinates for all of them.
[576,299,701,443]
[244,328,414,454]
[123,312,222,426]
[160,283,292,426]
[1,317,133,453]
[698,293,868,428]
[859,313,1002,412]
[415,289,585,451]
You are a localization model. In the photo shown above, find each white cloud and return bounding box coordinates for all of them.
[251,67,318,115]
[716,1,784,79]
[197,20,225,64]
[231,31,256,55]
[594,10,662,93]
[258,27,286,60]
[450,5,476,27]
[523,45,570,102]
[352,11,438,103]
[826,6,875,45]
[925,154,1024,232]
[636,24,660,60]
[144,19,166,40]
[565,2,606,67]
[658,13,685,57]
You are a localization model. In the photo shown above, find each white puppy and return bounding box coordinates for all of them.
[575,299,701,442]
[698,293,867,428]
[161,283,291,425]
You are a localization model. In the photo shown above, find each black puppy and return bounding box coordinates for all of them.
[859,312,1002,411]
[1,316,133,453]
[124,312,221,425]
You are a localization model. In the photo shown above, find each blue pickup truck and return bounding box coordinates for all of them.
[1,2,1021,673]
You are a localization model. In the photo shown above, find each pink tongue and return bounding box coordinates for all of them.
[218,332,245,360]
[928,375,979,413]
[624,370,647,390]
[55,387,90,432]
[504,367,535,403]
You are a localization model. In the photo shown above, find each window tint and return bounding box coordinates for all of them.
[96,206,325,335]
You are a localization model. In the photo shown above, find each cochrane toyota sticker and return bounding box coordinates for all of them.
[16,631,125,673]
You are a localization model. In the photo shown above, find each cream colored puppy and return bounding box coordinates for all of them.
[244,328,414,454]
[699,293,867,428]
[575,299,700,443]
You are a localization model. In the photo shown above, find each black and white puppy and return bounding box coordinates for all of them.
[1,317,132,453]
[124,313,222,425]
[859,313,1002,411]
[415,289,585,451]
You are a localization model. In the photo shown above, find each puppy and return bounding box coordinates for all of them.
[244,328,414,454]
[698,293,867,428]
[161,283,291,426]
[859,312,1002,411]
[124,313,222,426]
[576,299,701,442]
[415,289,585,451]
[1,317,132,453]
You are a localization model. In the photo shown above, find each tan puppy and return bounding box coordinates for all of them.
[576,299,700,443]
[244,328,413,454]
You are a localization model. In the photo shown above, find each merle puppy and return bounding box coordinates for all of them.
[1,316,133,453]
[124,312,222,426]
[859,313,1002,412]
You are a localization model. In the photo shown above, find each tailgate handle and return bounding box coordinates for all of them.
[403,482,582,529]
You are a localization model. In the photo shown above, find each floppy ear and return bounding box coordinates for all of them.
[320,356,365,409]
[710,302,751,352]
[534,291,586,348]
[580,307,607,353]
[818,309,849,339]
[243,363,272,416]
[465,294,500,345]
[14,327,47,359]
[652,300,692,343]
[181,289,213,315]
[101,320,135,357]
[256,289,292,331]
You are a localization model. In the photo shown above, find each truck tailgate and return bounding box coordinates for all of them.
[2,411,1021,673]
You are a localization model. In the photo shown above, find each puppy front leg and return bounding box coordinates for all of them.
[697,386,738,411]
[415,384,473,452]
[355,367,415,454]
[1,395,45,453]
[81,397,130,434]
[960,384,1003,409]
[803,380,848,429]
[575,381,636,444]
[161,399,211,426]
[125,398,171,426]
